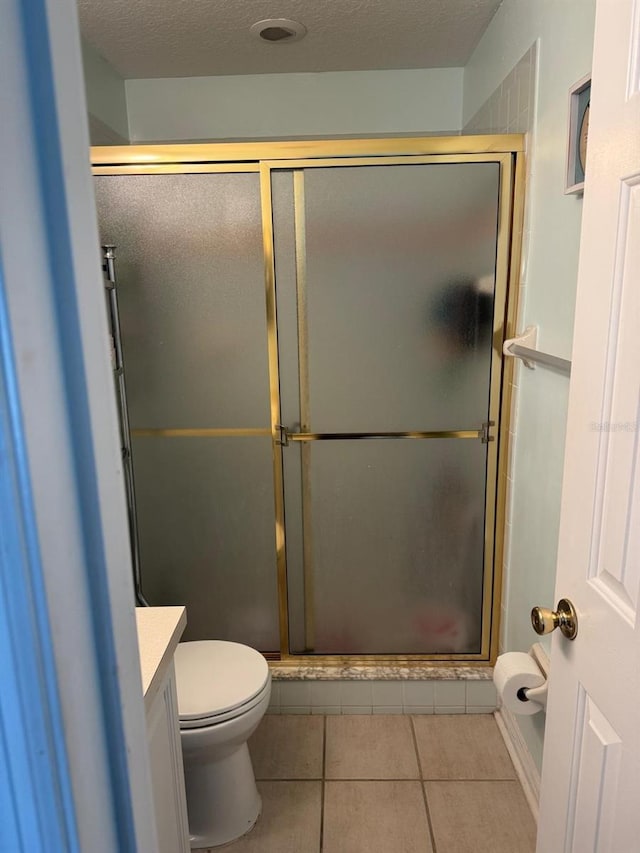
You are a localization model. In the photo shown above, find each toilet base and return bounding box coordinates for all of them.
[184,741,262,848]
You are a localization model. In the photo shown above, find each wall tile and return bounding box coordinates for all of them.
[274,679,498,715]
[310,681,341,707]
[340,682,373,706]
[402,681,435,708]
[517,62,531,115]
[503,521,513,568]
[498,89,508,129]
[371,681,403,705]
[280,681,311,707]
[463,45,535,137]
[465,681,498,708]
[268,682,281,709]
[434,681,465,708]
[499,604,509,654]
[512,360,522,388]
[499,580,510,653]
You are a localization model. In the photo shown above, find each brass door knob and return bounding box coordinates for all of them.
[531,598,578,640]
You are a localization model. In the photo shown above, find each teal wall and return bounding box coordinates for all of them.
[464,0,597,772]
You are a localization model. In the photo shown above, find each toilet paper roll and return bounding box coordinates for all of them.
[493,652,546,716]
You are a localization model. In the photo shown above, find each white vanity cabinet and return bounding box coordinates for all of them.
[136,607,190,853]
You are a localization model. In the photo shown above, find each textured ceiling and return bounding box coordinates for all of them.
[77,0,502,79]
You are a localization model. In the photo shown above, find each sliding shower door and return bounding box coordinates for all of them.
[271,160,504,655]
[94,171,281,649]
[93,143,515,660]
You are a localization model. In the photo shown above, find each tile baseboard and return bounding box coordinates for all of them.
[267,678,497,716]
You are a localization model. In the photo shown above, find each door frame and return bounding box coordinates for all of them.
[1,0,159,847]
[92,136,526,665]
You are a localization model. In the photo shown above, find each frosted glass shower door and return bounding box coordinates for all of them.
[273,162,502,655]
[94,172,280,649]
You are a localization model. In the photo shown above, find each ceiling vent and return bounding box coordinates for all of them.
[250,19,307,44]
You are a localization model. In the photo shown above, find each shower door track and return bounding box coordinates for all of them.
[92,136,526,666]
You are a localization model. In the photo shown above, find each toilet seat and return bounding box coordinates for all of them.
[179,679,271,730]
[175,640,270,730]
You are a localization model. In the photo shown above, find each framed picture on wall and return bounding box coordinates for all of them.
[565,74,591,195]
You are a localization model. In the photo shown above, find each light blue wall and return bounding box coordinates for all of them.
[125,68,463,141]
[464,0,597,771]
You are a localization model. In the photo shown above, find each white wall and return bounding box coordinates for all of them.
[81,39,129,143]
[463,0,596,772]
[125,68,463,141]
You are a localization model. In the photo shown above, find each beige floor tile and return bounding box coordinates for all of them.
[323,781,433,853]
[425,781,536,853]
[249,715,324,779]
[209,781,321,853]
[325,715,419,779]
[413,714,516,779]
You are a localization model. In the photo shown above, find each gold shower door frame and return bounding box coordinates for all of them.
[92,136,525,666]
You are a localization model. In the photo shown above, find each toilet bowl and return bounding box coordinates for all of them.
[174,640,271,849]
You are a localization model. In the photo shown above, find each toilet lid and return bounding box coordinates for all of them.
[174,640,269,722]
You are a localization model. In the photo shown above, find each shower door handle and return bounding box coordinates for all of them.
[275,424,289,447]
[276,427,486,443]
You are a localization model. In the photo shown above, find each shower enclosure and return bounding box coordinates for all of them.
[93,137,524,663]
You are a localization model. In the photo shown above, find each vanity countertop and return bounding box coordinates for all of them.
[136,606,187,711]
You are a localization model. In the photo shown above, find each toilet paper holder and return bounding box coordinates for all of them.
[517,681,548,708]
[518,643,549,708]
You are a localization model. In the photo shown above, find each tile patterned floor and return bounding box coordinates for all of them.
[200,714,536,853]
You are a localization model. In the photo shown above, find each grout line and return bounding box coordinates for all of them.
[315,777,427,782]
[410,716,438,853]
[421,777,519,783]
[320,715,327,853]
[255,776,324,781]
[254,775,518,782]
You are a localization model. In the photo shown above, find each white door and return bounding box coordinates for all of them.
[537,0,640,850]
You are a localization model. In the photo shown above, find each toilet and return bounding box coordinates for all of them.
[174,640,271,848]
